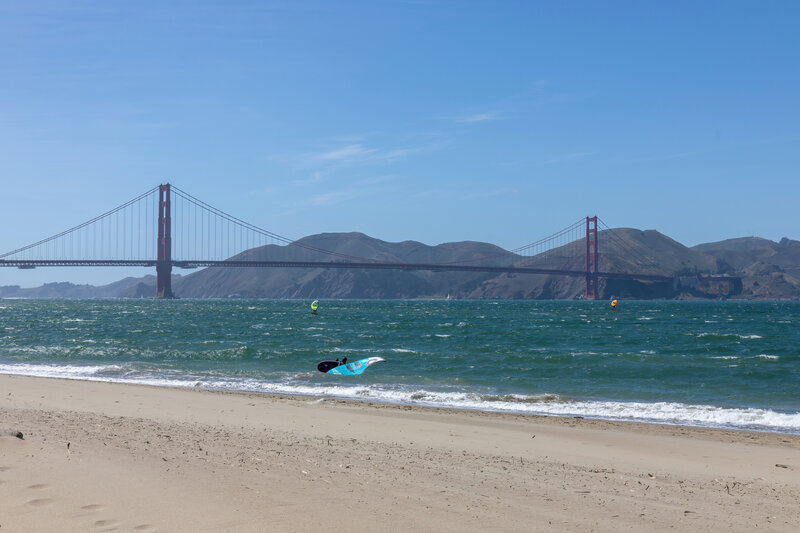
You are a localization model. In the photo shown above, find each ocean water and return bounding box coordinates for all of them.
[1,299,798,433]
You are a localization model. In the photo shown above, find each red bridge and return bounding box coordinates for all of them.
[0,184,728,299]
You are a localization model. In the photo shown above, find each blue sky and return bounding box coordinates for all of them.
[1,1,798,287]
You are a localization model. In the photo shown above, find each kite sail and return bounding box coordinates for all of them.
[318,357,385,376]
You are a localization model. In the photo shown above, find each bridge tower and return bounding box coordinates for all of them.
[585,216,599,299]
[155,183,174,298]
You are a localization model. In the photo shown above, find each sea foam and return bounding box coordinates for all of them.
[2,362,798,434]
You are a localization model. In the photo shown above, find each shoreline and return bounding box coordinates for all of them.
[2,374,800,532]
[1,367,798,435]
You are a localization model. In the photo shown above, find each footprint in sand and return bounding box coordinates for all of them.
[26,498,54,507]
[133,525,157,531]
[27,483,48,490]
[81,503,104,511]
[94,519,122,531]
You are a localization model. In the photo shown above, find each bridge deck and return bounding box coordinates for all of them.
[0,259,674,282]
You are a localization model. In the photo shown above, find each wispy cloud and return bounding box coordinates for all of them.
[290,171,327,186]
[298,175,397,207]
[455,112,499,124]
[269,135,439,171]
[263,133,446,208]
[383,146,425,160]
[317,144,377,161]
[451,79,589,127]
[314,143,426,164]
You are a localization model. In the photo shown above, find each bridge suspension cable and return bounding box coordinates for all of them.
[170,186,372,263]
[1,183,594,277]
[0,186,160,261]
[596,217,659,270]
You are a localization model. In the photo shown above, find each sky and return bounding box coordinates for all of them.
[1,0,798,287]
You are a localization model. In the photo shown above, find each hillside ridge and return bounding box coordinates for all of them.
[1,229,798,299]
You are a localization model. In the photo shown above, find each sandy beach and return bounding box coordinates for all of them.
[1,374,799,532]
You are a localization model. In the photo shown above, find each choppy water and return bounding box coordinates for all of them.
[1,299,798,433]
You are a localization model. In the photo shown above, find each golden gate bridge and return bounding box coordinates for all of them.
[0,183,681,299]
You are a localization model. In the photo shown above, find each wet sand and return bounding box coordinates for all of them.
[2,374,799,532]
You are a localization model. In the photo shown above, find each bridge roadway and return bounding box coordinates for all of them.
[0,259,674,282]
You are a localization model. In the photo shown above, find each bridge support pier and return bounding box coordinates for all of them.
[156,261,174,298]
[155,183,174,298]
[585,216,598,299]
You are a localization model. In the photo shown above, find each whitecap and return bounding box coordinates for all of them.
[2,364,798,433]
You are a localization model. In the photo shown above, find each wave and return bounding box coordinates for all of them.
[692,333,763,340]
[2,362,798,434]
[0,363,126,379]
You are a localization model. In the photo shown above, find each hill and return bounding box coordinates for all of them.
[171,233,506,299]
[0,276,159,299]
[692,237,800,298]
[471,228,722,300]
[2,230,799,300]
